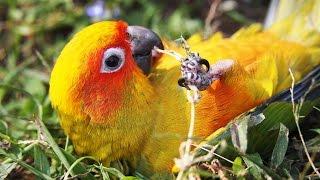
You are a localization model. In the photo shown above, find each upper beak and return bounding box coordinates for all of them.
[127,26,164,74]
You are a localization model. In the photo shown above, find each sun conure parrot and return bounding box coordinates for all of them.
[49,0,320,175]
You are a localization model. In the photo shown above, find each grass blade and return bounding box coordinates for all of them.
[0,84,73,176]
[33,145,50,177]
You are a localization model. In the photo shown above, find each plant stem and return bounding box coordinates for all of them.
[185,90,196,155]
[289,69,320,178]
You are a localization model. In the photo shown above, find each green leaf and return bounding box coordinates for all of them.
[270,124,289,169]
[232,157,246,179]
[242,154,263,180]
[232,157,243,172]
[231,117,248,153]
[0,162,17,179]
[311,129,320,134]
[0,139,22,160]
[16,159,54,180]
[247,101,315,154]
[247,113,265,127]
[99,163,110,180]
[104,167,126,179]
[0,84,72,175]
[33,145,50,177]
[63,156,96,180]
[61,149,95,180]
[0,144,53,180]
[0,59,34,102]
[24,77,45,98]
[0,121,8,134]
[122,176,141,180]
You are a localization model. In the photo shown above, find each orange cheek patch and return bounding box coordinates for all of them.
[72,32,136,124]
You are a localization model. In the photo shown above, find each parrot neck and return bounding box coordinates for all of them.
[58,69,158,165]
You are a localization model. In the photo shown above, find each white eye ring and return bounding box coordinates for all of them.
[100,47,125,73]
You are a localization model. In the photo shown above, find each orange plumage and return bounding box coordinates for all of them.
[49,0,320,175]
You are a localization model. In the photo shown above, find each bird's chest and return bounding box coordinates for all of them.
[59,112,155,165]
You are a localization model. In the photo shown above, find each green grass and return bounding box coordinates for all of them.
[0,0,320,179]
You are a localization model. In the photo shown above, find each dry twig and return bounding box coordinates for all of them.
[289,68,320,178]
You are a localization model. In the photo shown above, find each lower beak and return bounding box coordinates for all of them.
[127,26,164,74]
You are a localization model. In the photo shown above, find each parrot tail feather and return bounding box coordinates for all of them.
[263,0,279,28]
[253,65,320,115]
[268,0,320,47]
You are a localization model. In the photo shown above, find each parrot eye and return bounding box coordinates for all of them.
[100,47,125,73]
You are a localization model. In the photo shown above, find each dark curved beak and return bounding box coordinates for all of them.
[127,26,164,74]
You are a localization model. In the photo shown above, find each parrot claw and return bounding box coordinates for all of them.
[179,53,215,91]
[199,59,210,72]
[178,78,191,90]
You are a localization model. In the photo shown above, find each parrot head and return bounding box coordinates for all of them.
[49,21,163,125]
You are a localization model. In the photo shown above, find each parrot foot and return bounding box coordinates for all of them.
[208,59,234,80]
[153,38,234,91]
[179,53,234,91]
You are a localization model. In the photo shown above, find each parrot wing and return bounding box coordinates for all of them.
[192,0,320,178]
[138,0,320,177]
